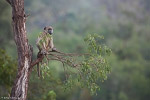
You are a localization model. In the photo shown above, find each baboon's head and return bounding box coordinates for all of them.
[44,26,53,35]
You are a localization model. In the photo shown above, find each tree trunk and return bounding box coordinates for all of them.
[5,0,32,100]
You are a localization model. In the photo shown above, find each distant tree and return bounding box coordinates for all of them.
[5,0,111,100]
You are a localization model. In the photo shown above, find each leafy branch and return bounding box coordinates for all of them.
[31,33,112,94]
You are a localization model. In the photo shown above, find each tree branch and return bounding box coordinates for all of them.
[48,50,91,57]
[30,49,91,70]
[5,0,11,5]
[30,55,44,69]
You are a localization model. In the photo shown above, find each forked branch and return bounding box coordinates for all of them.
[30,49,91,69]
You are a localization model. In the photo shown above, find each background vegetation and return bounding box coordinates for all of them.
[0,0,150,100]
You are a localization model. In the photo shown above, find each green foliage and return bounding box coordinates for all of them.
[0,49,17,96]
[44,90,56,100]
[28,62,63,100]
[62,34,111,95]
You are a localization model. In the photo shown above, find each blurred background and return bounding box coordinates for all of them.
[0,0,150,100]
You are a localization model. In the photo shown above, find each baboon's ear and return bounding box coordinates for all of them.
[44,26,46,30]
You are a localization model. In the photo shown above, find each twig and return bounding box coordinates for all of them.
[48,50,91,57]
[5,0,11,5]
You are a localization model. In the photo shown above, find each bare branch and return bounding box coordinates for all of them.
[48,50,91,57]
[25,14,30,18]
[30,56,44,68]
[5,0,11,5]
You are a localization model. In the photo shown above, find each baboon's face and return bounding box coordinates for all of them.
[44,26,53,35]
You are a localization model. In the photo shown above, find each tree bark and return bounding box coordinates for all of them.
[5,0,32,100]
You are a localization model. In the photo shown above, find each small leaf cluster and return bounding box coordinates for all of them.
[40,62,51,79]
[44,90,56,100]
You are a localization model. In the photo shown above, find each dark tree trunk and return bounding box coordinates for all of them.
[5,0,32,100]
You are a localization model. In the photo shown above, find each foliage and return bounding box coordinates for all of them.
[0,49,17,96]
[44,90,56,100]
[62,34,111,95]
